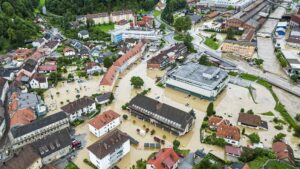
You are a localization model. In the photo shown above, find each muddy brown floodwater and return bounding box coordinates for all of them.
[60,59,299,169]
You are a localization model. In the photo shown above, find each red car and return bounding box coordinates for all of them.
[72,140,82,149]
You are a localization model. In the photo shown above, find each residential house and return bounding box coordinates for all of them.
[99,65,119,92]
[88,110,121,137]
[0,145,42,169]
[12,48,33,61]
[110,10,134,23]
[208,116,230,130]
[147,148,180,169]
[9,111,69,149]
[86,13,110,25]
[63,47,76,57]
[128,94,195,136]
[286,37,300,48]
[147,43,188,69]
[237,112,268,130]
[17,59,38,78]
[30,73,49,89]
[0,67,16,81]
[221,40,256,58]
[78,30,89,39]
[225,145,242,159]
[31,129,72,164]
[61,96,96,121]
[272,141,295,166]
[290,14,300,28]
[216,123,240,146]
[85,62,102,75]
[32,38,47,48]
[30,48,48,64]
[9,108,37,128]
[113,40,146,73]
[0,77,9,104]
[87,129,130,169]
[45,40,60,52]
[95,92,112,105]
[38,64,57,74]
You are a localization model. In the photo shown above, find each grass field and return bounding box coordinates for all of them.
[204,38,219,50]
[94,24,115,33]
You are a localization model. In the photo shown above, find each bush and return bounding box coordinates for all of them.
[273,133,286,142]
[122,103,129,110]
[203,135,226,147]
[71,119,84,127]
[206,102,216,117]
[248,133,260,144]
[295,114,300,122]
[130,76,144,89]
[173,140,181,151]
[123,114,128,120]
[274,124,283,130]
[239,147,275,163]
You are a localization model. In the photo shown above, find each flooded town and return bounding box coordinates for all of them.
[0,0,300,169]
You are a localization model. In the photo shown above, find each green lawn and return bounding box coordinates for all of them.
[263,160,296,169]
[65,162,79,169]
[94,24,115,33]
[204,38,219,50]
[248,156,269,169]
[154,10,161,17]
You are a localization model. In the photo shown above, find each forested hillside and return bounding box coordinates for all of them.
[46,0,159,15]
[161,0,187,24]
[0,0,40,53]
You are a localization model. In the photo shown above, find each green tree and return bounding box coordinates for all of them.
[159,23,166,31]
[103,57,113,68]
[273,133,286,142]
[199,55,210,66]
[227,5,235,10]
[174,16,192,33]
[206,102,216,117]
[226,28,236,40]
[295,114,300,122]
[294,125,300,137]
[130,76,144,89]
[173,139,180,151]
[2,2,15,16]
[248,133,260,144]
[109,93,114,103]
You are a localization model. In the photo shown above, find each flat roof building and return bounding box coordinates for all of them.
[165,62,229,100]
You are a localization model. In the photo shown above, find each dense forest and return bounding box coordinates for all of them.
[46,0,159,15]
[0,0,40,53]
[161,0,187,24]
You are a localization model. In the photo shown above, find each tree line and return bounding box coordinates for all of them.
[161,0,186,24]
[45,0,159,16]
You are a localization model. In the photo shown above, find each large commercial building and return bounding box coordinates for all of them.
[111,28,162,43]
[165,62,229,100]
[199,0,255,9]
[224,0,271,30]
[128,95,195,136]
[222,40,256,58]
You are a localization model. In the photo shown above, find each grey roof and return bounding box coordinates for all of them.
[0,68,17,77]
[189,15,202,23]
[61,96,95,115]
[0,77,7,99]
[22,59,37,73]
[87,129,129,159]
[79,30,89,36]
[31,129,72,158]
[0,146,40,169]
[17,93,41,110]
[95,92,111,102]
[167,62,228,91]
[129,94,194,131]
[223,40,256,46]
[10,111,68,138]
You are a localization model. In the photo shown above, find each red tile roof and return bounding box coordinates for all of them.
[216,124,240,141]
[225,145,242,156]
[99,65,118,86]
[38,65,57,71]
[113,41,145,67]
[272,142,295,165]
[88,110,120,129]
[10,108,36,128]
[147,148,180,169]
[208,116,230,128]
[291,14,300,24]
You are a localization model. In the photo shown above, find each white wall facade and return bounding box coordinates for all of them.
[69,103,96,121]
[1,81,9,104]
[88,117,121,137]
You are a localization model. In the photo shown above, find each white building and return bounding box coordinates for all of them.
[0,77,9,104]
[61,96,96,121]
[32,38,47,48]
[64,47,76,56]
[111,29,162,43]
[30,74,49,89]
[165,62,229,100]
[110,10,134,23]
[88,110,121,137]
[78,30,89,39]
[199,0,255,9]
[87,129,130,169]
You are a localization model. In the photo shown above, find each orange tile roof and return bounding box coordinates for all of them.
[216,124,240,141]
[10,108,36,128]
[99,65,118,86]
[88,110,120,129]
[113,41,145,67]
[272,142,295,165]
[147,148,180,169]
